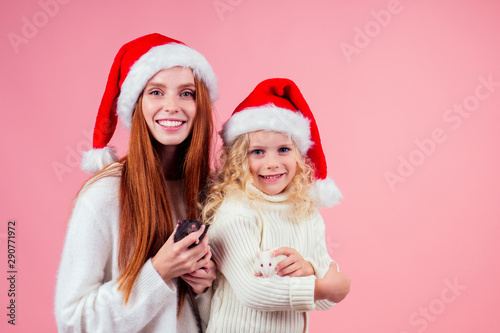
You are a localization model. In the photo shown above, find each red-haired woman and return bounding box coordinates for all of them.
[55,34,218,332]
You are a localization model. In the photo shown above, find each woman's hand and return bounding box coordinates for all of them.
[314,262,351,303]
[151,225,209,283]
[273,247,315,277]
[181,248,217,294]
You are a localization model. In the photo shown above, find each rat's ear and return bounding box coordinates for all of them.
[256,251,260,259]
[177,219,182,226]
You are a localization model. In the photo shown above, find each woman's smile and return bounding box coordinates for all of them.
[142,66,197,146]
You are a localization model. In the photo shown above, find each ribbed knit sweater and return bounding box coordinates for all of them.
[206,185,336,333]
[55,174,211,332]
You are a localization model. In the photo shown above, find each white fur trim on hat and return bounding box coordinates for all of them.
[309,177,343,207]
[221,104,313,155]
[117,43,218,129]
[81,146,119,174]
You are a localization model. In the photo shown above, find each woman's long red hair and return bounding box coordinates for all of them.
[115,76,213,304]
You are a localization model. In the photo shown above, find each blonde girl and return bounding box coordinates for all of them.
[203,78,351,333]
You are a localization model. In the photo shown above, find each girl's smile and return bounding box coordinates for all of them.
[260,173,285,181]
[247,131,297,195]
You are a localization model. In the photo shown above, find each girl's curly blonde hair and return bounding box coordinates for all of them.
[202,132,316,224]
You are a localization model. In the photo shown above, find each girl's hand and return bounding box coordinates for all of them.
[151,224,209,283]
[273,247,315,277]
[314,262,351,303]
[181,248,217,294]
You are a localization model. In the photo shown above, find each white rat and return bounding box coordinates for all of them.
[254,249,287,278]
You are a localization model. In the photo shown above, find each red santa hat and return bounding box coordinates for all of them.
[221,78,342,207]
[81,33,218,174]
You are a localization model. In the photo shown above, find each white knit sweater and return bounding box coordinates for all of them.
[55,174,210,332]
[206,185,336,333]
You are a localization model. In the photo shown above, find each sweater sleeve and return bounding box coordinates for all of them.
[209,212,316,312]
[196,285,213,329]
[307,209,337,311]
[55,180,177,332]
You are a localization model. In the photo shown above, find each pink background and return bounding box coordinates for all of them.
[1,0,500,332]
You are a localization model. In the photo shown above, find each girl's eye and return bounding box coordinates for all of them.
[150,90,162,96]
[278,147,291,153]
[250,149,264,155]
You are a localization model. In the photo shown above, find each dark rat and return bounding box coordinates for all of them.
[174,219,209,247]
[173,219,209,333]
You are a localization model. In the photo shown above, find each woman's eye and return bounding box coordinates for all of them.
[150,90,162,96]
[181,91,195,98]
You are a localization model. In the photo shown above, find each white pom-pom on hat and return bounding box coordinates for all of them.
[81,147,119,175]
[309,178,344,208]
